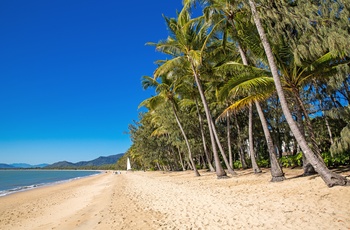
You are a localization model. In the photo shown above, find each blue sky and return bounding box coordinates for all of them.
[0,0,183,164]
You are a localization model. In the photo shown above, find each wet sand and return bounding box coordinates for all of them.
[0,168,349,229]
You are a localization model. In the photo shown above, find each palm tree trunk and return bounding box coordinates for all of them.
[190,64,227,178]
[320,104,334,146]
[317,97,334,153]
[294,97,316,175]
[248,0,349,187]
[249,104,262,173]
[238,43,261,173]
[195,99,215,172]
[172,104,200,176]
[255,101,285,182]
[156,161,161,171]
[210,117,237,175]
[177,146,186,171]
[227,111,233,169]
[190,63,236,175]
[292,89,322,157]
[234,111,248,169]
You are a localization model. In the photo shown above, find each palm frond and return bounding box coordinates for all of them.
[154,57,185,78]
[138,95,165,110]
[188,50,202,67]
[141,76,159,90]
[217,91,273,121]
[151,126,169,137]
[178,98,196,108]
[215,61,270,76]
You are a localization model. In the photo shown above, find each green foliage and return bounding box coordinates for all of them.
[233,160,242,169]
[127,1,350,175]
[279,152,350,168]
[257,158,270,168]
[322,152,350,168]
[279,153,303,168]
[330,124,350,155]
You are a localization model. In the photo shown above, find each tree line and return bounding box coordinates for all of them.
[122,0,350,187]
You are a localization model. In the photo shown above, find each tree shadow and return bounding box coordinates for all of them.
[286,165,350,180]
[331,165,350,175]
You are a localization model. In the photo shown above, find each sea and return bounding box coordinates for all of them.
[0,170,101,197]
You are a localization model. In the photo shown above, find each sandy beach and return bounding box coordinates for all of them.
[0,168,349,230]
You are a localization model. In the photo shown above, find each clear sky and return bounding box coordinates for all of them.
[0,0,183,164]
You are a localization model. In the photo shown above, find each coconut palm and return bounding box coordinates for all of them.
[204,0,348,178]
[248,0,349,187]
[216,60,285,181]
[148,7,237,177]
[139,75,200,176]
[177,80,216,172]
[187,0,266,173]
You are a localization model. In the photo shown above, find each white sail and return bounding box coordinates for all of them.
[127,157,131,171]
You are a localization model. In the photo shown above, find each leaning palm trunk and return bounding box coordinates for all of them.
[249,0,349,187]
[316,94,334,152]
[195,98,215,172]
[255,101,285,182]
[234,111,248,169]
[249,103,262,173]
[227,111,233,169]
[238,41,262,173]
[293,89,324,161]
[294,98,316,175]
[172,104,200,176]
[190,64,227,178]
[177,147,186,171]
[210,117,237,175]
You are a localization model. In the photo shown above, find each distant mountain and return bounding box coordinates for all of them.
[0,163,14,169]
[35,163,50,168]
[10,163,49,168]
[45,153,124,169]
[74,154,124,167]
[46,161,76,168]
[0,163,49,169]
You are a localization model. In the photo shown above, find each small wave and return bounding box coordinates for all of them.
[0,171,101,197]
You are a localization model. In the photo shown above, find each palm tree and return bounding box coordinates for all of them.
[201,0,281,177]
[189,0,265,174]
[216,61,285,181]
[149,8,236,177]
[177,81,216,172]
[140,75,200,176]
[248,0,349,187]
[128,112,171,170]
[203,0,347,182]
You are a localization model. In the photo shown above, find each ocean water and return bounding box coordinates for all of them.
[0,170,100,196]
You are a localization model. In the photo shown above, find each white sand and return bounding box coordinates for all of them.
[0,168,349,229]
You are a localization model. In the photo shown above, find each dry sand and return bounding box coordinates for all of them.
[0,168,349,230]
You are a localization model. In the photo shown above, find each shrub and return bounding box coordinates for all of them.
[322,152,350,167]
[233,160,242,169]
[279,152,303,167]
[257,159,270,168]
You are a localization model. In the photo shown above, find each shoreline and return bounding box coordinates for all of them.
[0,168,349,229]
[0,170,102,197]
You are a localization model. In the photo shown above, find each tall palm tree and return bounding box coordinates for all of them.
[177,81,216,172]
[248,0,349,187]
[204,0,280,177]
[140,75,200,176]
[189,0,264,174]
[207,0,347,179]
[216,61,285,181]
[149,8,236,177]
